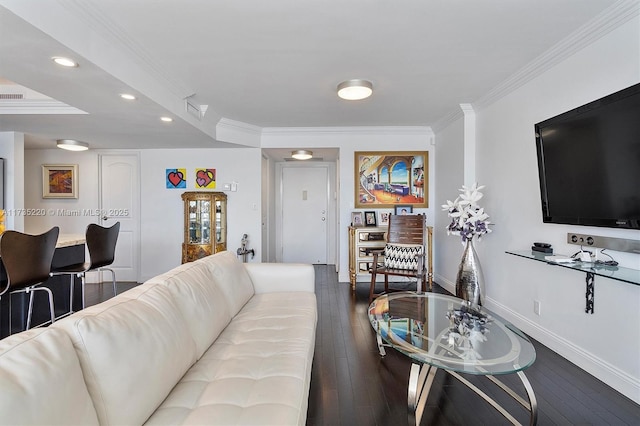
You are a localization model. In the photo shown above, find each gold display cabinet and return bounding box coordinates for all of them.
[181,191,227,263]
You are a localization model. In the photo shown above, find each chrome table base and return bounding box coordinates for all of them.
[407,362,538,426]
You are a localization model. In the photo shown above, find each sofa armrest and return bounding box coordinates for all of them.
[244,263,315,293]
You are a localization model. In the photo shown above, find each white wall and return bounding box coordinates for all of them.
[23,146,263,282]
[24,149,100,235]
[139,147,262,281]
[435,16,640,403]
[262,127,435,282]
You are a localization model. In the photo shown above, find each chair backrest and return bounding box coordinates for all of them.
[86,222,120,269]
[0,227,60,294]
[386,214,426,245]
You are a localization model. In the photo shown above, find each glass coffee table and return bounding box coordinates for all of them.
[369,292,537,425]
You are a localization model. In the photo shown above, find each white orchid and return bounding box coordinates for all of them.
[442,183,492,242]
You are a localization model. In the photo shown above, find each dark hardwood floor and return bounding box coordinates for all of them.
[88,266,640,426]
[305,265,640,426]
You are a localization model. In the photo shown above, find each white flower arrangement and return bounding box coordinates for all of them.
[442,183,492,243]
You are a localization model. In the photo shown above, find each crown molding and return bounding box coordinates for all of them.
[474,0,640,111]
[262,125,433,137]
[217,118,263,135]
[431,109,464,133]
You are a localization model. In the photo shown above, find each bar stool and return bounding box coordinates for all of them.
[0,227,60,333]
[51,222,120,311]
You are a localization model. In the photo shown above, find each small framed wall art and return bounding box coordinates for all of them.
[42,164,78,198]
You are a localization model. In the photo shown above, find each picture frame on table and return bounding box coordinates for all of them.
[378,211,390,226]
[351,211,364,227]
[42,164,78,199]
[364,211,377,226]
[394,205,413,215]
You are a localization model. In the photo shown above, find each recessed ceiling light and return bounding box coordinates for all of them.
[56,139,89,151]
[120,93,136,100]
[337,79,373,100]
[160,116,173,122]
[52,56,78,67]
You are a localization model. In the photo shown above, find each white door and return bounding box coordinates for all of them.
[99,153,140,282]
[280,166,328,264]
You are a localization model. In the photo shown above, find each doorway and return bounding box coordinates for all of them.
[275,162,336,264]
[98,153,140,282]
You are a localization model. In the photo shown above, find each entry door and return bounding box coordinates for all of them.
[281,166,328,264]
[99,153,140,282]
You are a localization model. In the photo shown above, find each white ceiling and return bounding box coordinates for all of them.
[0,0,625,157]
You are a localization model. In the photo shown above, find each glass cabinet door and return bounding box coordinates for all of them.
[188,200,210,244]
[215,200,226,244]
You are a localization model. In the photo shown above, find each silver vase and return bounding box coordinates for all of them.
[455,239,485,308]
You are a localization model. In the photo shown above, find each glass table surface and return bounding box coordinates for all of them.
[368,292,536,375]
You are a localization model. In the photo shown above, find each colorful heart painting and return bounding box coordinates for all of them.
[195,168,216,188]
[166,168,186,188]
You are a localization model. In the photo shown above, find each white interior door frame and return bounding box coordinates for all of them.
[98,152,141,283]
[275,161,337,264]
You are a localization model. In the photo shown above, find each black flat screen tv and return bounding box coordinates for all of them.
[534,82,640,230]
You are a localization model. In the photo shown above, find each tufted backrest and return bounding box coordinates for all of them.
[0,328,99,426]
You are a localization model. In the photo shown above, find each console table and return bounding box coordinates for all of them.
[506,250,640,314]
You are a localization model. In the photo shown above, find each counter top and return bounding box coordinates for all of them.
[57,234,86,248]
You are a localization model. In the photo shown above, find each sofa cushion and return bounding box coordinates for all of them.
[204,251,255,317]
[54,282,197,426]
[149,258,232,359]
[0,328,99,426]
[145,291,317,426]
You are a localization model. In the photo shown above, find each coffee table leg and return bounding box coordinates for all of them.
[408,363,437,426]
[376,332,386,356]
[448,370,538,425]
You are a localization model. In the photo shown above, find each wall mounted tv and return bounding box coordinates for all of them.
[534,82,640,230]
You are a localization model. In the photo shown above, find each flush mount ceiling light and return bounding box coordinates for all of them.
[52,56,78,67]
[337,79,373,100]
[120,93,136,100]
[56,139,88,151]
[291,150,313,160]
[160,116,173,122]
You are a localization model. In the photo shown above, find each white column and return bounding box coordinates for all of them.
[0,132,25,231]
[460,103,476,187]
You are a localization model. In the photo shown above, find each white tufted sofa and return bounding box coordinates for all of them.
[0,251,317,425]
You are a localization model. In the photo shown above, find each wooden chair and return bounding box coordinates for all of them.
[369,214,433,303]
[0,227,60,333]
[51,222,120,311]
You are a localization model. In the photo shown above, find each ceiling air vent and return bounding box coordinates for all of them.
[0,93,24,100]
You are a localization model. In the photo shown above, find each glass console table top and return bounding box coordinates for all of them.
[368,292,536,375]
[506,250,640,286]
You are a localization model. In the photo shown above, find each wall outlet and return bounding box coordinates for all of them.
[534,300,541,316]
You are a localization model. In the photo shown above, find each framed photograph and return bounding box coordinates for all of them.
[42,164,78,199]
[355,151,428,208]
[351,211,364,227]
[378,211,390,226]
[394,205,413,215]
[364,211,377,226]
